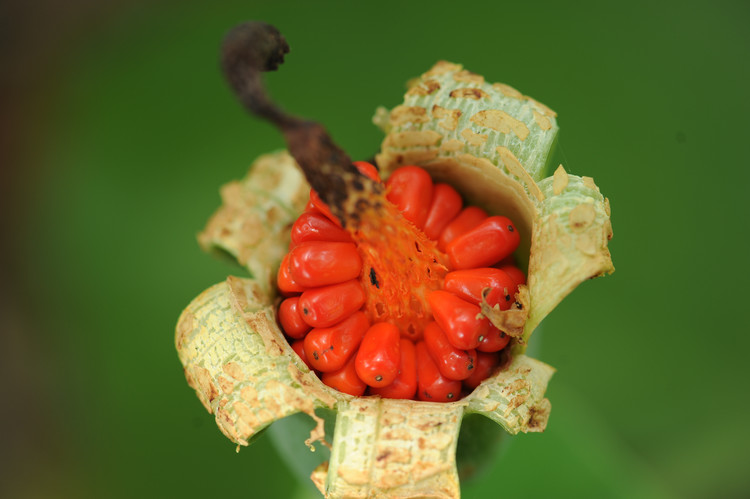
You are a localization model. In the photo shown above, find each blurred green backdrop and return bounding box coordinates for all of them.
[2,0,748,497]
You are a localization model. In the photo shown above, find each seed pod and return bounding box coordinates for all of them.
[179,41,614,498]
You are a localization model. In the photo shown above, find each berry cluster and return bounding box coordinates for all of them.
[277,163,526,402]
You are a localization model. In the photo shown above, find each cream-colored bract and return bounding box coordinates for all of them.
[177,61,613,498]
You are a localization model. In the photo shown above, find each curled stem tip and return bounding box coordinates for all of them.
[221,22,291,126]
[221,21,380,226]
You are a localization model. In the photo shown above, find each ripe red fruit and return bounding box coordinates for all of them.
[278,297,311,339]
[497,264,526,286]
[476,327,510,353]
[309,188,342,227]
[355,322,401,387]
[446,216,520,269]
[428,290,488,350]
[276,164,525,401]
[304,311,369,372]
[463,351,500,389]
[289,241,362,288]
[423,183,463,240]
[321,354,366,396]
[386,166,434,229]
[298,279,366,328]
[415,341,462,402]
[444,268,518,311]
[370,338,417,399]
[438,206,488,251]
[423,322,477,381]
[291,211,353,245]
[352,161,381,181]
[277,253,306,296]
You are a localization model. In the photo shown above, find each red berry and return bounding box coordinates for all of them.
[476,327,510,353]
[386,166,434,229]
[415,341,462,402]
[428,290,488,350]
[291,211,353,245]
[370,338,417,399]
[463,351,500,389]
[352,161,381,181]
[322,354,366,397]
[423,322,477,381]
[497,264,526,286]
[423,183,463,241]
[298,279,365,328]
[309,189,342,227]
[289,241,362,288]
[438,206,487,251]
[446,216,520,269]
[355,322,401,388]
[277,253,306,296]
[278,297,311,339]
[444,268,518,311]
[304,311,369,372]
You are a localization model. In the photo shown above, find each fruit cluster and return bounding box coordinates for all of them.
[277,163,526,402]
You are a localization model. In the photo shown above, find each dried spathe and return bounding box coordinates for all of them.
[176,21,613,498]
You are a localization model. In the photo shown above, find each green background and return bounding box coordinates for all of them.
[2,0,748,497]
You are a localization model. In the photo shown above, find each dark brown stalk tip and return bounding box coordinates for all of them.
[221,22,293,125]
[220,21,381,227]
[222,22,289,73]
